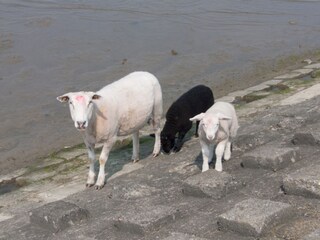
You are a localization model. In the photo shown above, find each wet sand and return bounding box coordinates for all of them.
[1,0,320,174]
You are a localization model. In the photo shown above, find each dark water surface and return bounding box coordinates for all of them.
[1,0,320,174]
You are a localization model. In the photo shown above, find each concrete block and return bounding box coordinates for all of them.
[163,232,209,240]
[280,83,320,106]
[217,198,294,237]
[275,72,304,80]
[29,200,89,232]
[56,148,87,160]
[292,68,314,75]
[283,164,320,199]
[304,63,320,69]
[182,171,243,199]
[303,229,320,240]
[241,143,300,171]
[291,132,320,146]
[113,204,181,235]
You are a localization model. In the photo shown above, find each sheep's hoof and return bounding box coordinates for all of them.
[132,159,139,163]
[152,152,159,158]
[85,183,94,188]
[94,185,104,190]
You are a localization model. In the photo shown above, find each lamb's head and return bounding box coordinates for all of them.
[160,131,175,154]
[57,91,101,131]
[190,112,231,141]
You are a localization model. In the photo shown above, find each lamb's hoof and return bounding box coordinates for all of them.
[85,183,94,188]
[215,168,223,172]
[94,184,104,190]
[172,147,180,153]
[132,159,139,163]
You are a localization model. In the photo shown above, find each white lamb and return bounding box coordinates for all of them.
[57,72,163,189]
[190,102,239,172]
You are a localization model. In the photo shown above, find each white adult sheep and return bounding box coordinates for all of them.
[57,71,163,189]
[190,102,239,172]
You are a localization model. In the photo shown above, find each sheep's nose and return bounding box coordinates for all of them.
[207,135,214,141]
[76,121,86,129]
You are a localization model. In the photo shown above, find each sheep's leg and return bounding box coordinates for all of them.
[152,86,163,158]
[132,131,140,162]
[224,140,231,161]
[95,138,116,190]
[215,140,228,172]
[152,126,161,157]
[200,140,212,172]
[85,143,96,187]
[151,117,161,157]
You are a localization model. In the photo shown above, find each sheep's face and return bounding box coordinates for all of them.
[201,115,219,141]
[57,92,101,131]
[161,132,175,154]
[190,112,231,141]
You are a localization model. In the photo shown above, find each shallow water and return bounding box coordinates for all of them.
[1,0,320,174]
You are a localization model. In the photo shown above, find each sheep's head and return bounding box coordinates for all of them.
[160,131,175,154]
[57,92,101,131]
[190,112,231,141]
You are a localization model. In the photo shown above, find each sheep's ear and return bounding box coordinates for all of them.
[92,94,102,100]
[190,113,205,122]
[57,94,69,103]
[217,113,231,120]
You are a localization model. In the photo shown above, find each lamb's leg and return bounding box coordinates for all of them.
[200,140,212,172]
[224,140,231,161]
[173,131,186,152]
[132,131,140,163]
[95,137,116,190]
[85,143,96,187]
[215,140,227,172]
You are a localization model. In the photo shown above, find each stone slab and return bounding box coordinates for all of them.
[29,200,89,232]
[56,148,87,160]
[280,83,320,105]
[303,229,320,240]
[275,72,304,80]
[163,232,209,240]
[292,68,314,75]
[182,171,243,199]
[304,63,320,69]
[291,132,320,146]
[113,204,181,236]
[217,198,294,237]
[283,164,320,199]
[241,143,300,171]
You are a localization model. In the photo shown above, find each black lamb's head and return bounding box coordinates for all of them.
[161,131,175,154]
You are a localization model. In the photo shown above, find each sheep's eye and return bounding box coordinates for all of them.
[69,101,73,105]
[88,101,93,106]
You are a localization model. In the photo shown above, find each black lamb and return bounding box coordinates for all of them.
[161,85,214,153]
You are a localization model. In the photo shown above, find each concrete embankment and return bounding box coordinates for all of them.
[1,62,320,239]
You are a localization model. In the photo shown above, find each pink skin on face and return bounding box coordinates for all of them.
[75,95,85,103]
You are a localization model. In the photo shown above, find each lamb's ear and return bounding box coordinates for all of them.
[57,94,69,103]
[190,113,205,122]
[92,94,102,100]
[217,113,231,120]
